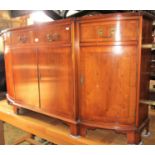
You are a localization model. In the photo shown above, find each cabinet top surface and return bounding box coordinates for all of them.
[0,12,153,35]
[0,17,73,35]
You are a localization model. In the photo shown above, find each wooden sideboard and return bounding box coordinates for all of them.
[1,13,153,144]
[2,18,78,135]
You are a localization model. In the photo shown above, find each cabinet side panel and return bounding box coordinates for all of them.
[3,32,15,99]
[139,18,153,125]
[4,48,15,98]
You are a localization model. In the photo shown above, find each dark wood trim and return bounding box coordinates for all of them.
[71,19,79,121]
[135,17,143,127]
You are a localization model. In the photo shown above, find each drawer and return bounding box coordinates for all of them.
[35,24,71,44]
[11,29,34,45]
[79,19,139,42]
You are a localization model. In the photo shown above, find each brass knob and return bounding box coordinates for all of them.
[34,38,39,43]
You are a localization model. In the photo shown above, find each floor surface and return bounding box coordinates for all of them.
[3,107,155,145]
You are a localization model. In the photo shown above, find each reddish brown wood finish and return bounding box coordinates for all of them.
[38,46,74,119]
[3,32,15,99]
[11,47,40,108]
[137,18,152,127]
[77,14,152,144]
[2,13,153,144]
[36,23,71,44]
[79,45,137,124]
[80,19,139,42]
[127,131,141,144]
[2,19,79,136]
[11,28,34,45]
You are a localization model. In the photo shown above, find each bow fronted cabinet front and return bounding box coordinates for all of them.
[1,13,153,144]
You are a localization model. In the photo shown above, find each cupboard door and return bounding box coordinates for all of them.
[38,46,74,119]
[80,45,137,124]
[12,47,40,108]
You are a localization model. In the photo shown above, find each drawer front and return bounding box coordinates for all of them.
[80,19,139,42]
[35,24,71,44]
[11,29,34,45]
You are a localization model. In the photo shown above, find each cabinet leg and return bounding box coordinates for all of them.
[127,131,141,144]
[142,121,151,137]
[30,134,35,139]
[13,106,19,114]
[80,126,87,137]
[70,124,79,136]
[0,121,5,145]
[7,99,11,105]
[13,106,25,115]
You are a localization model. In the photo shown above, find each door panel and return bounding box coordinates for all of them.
[12,47,39,108]
[38,46,74,119]
[80,45,137,124]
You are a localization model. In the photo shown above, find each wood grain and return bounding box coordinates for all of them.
[2,13,153,144]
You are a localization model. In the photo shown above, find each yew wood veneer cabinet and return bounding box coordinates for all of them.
[2,18,79,135]
[2,13,153,144]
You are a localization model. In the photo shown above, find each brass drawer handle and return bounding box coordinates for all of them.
[98,29,104,37]
[110,28,115,37]
[18,35,27,43]
[46,33,60,42]
[98,28,115,38]
[46,34,53,42]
